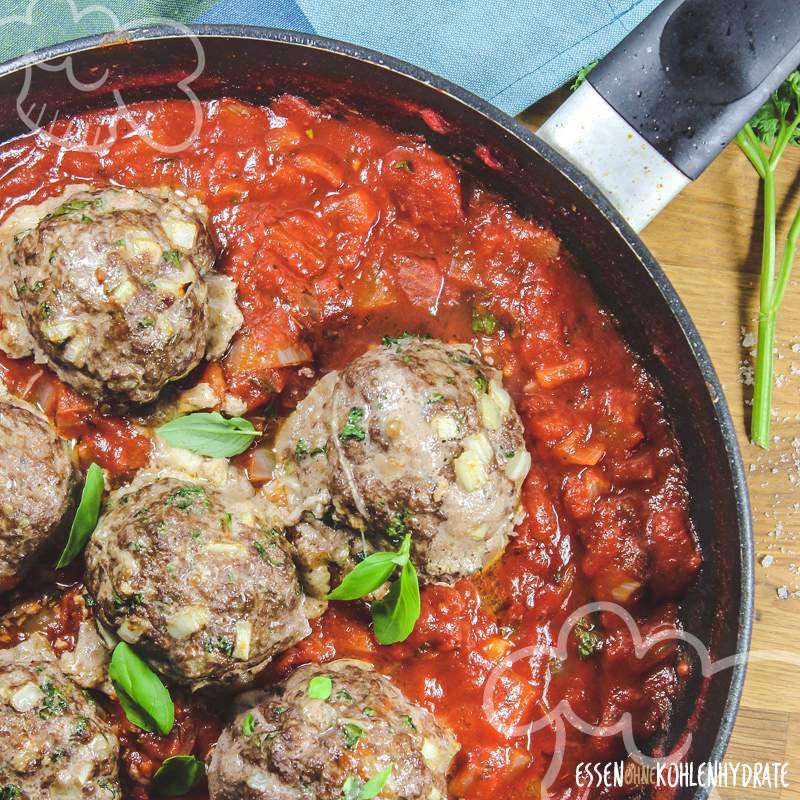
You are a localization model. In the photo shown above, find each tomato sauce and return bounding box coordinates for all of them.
[0,95,701,799]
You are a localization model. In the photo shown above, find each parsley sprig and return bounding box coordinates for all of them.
[734,69,800,448]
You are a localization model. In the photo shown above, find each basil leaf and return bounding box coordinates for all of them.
[327,552,402,601]
[371,560,420,645]
[360,765,393,799]
[242,711,256,736]
[56,463,104,568]
[109,643,174,735]
[156,412,258,458]
[328,533,410,601]
[307,675,332,700]
[115,688,159,733]
[152,755,205,796]
[343,722,363,749]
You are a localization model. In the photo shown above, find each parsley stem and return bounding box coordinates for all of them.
[751,165,778,449]
[772,203,800,312]
[753,203,800,448]
[769,112,800,168]
[736,126,768,179]
[751,311,776,449]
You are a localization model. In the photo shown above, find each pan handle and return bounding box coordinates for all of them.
[537,0,800,231]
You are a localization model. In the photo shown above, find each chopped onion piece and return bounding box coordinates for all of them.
[234,620,252,660]
[431,415,459,441]
[10,682,43,713]
[461,432,493,465]
[505,450,531,482]
[126,233,161,264]
[163,218,197,249]
[42,319,76,343]
[489,379,512,415]
[246,447,276,483]
[468,524,489,541]
[110,279,137,305]
[166,605,210,639]
[611,580,642,602]
[206,541,248,557]
[479,394,501,430]
[117,619,144,644]
[455,449,489,492]
[273,345,312,366]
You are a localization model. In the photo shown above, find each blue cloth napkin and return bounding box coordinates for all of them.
[1,0,662,114]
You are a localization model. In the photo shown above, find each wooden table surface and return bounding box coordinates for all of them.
[522,94,800,799]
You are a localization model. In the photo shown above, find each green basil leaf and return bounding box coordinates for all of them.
[56,463,104,568]
[307,675,332,700]
[115,687,158,733]
[328,534,410,601]
[242,711,256,736]
[156,412,258,458]
[359,765,393,799]
[327,552,400,601]
[371,560,420,645]
[342,721,363,749]
[152,755,205,797]
[109,643,174,735]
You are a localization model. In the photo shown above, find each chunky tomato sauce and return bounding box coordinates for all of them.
[0,95,701,799]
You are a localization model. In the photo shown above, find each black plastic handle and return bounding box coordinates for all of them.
[588,0,800,179]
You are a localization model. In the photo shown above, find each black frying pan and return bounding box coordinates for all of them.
[0,4,785,796]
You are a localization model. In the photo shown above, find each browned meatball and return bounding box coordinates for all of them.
[0,395,75,591]
[207,659,458,800]
[0,654,120,798]
[275,336,529,591]
[2,187,240,408]
[84,476,309,690]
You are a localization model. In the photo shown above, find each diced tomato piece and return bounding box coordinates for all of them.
[320,188,379,237]
[535,356,589,389]
[613,451,656,482]
[602,607,681,671]
[646,506,701,599]
[450,745,534,797]
[270,94,321,125]
[351,263,399,312]
[226,329,311,374]
[483,669,542,731]
[198,361,226,405]
[382,145,463,226]
[526,408,572,442]
[598,387,645,450]
[264,210,331,277]
[515,466,561,546]
[579,496,647,604]
[480,636,513,661]
[54,388,95,438]
[294,148,345,187]
[392,253,443,312]
[76,417,151,477]
[263,122,303,152]
[561,466,611,519]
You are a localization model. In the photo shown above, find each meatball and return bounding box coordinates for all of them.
[207,659,458,800]
[0,186,242,407]
[84,475,309,690]
[0,649,120,798]
[0,393,75,591]
[275,336,529,588]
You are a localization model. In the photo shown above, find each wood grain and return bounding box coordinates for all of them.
[520,94,800,799]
